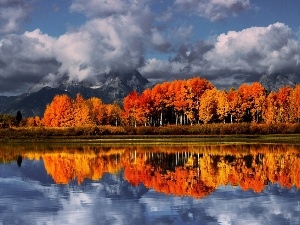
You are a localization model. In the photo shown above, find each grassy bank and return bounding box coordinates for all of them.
[1,123,300,143]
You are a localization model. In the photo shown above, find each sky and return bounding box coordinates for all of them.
[0,0,300,95]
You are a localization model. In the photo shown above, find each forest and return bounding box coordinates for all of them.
[1,76,300,133]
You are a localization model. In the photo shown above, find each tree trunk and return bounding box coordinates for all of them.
[160,111,163,126]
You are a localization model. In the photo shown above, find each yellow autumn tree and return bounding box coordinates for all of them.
[216,90,230,123]
[105,102,122,126]
[199,88,218,123]
[73,94,92,126]
[262,92,278,124]
[87,97,106,125]
[227,88,243,123]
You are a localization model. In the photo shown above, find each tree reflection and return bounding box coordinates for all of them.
[16,155,22,167]
[1,144,300,198]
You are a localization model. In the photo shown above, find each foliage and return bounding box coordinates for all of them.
[0,113,17,128]
[3,76,300,135]
[43,94,123,128]
[122,78,300,126]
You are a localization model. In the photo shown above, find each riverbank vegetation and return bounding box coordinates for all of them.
[2,124,300,143]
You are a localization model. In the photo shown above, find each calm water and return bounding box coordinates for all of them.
[1,143,300,225]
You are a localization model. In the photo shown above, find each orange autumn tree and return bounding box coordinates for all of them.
[139,88,155,126]
[43,94,122,127]
[290,84,300,123]
[277,86,292,123]
[123,91,142,127]
[237,82,266,123]
[151,82,171,126]
[172,80,188,125]
[43,94,74,127]
[186,77,214,124]
[238,82,266,122]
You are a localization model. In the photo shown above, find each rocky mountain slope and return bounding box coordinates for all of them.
[259,73,297,92]
[0,70,150,118]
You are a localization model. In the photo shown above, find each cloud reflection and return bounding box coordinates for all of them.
[0,158,300,224]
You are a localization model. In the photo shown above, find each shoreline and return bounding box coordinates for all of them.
[1,125,300,144]
[1,133,300,144]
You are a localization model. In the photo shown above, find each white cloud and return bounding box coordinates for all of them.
[139,58,186,82]
[23,29,56,61]
[54,12,150,82]
[174,0,251,21]
[140,23,300,89]
[0,2,156,94]
[151,28,171,52]
[2,19,299,95]
[204,22,300,75]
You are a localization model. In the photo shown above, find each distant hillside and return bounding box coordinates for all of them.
[260,73,297,92]
[0,70,150,118]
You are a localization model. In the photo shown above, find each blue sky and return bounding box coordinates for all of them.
[0,0,299,95]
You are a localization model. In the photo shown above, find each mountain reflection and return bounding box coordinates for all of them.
[1,144,300,198]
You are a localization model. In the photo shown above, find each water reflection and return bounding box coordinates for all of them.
[16,155,22,167]
[6,144,300,196]
[0,143,300,224]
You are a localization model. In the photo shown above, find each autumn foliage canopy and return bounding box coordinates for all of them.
[26,76,300,127]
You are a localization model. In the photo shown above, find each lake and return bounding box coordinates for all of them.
[0,142,300,225]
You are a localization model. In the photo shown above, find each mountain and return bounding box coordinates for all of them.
[0,96,18,111]
[0,70,150,118]
[260,73,297,92]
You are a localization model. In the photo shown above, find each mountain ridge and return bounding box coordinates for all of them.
[259,73,297,92]
[0,72,297,118]
[0,70,150,118]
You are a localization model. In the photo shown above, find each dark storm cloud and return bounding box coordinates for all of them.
[70,0,134,18]
[171,41,214,64]
[174,0,251,21]
[0,31,60,94]
[0,0,32,34]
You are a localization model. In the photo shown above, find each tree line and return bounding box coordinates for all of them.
[123,77,300,126]
[2,76,300,128]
